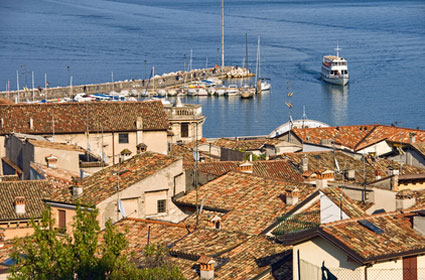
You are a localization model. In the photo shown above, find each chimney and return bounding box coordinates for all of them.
[208,215,221,229]
[345,169,355,181]
[199,256,215,280]
[396,190,415,210]
[72,178,83,197]
[286,187,299,206]
[136,143,147,154]
[388,166,394,177]
[14,196,26,215]
[413,214,425,235]
[29,117,34,130]
[301,156,308,172]
[236,161,253,173]
[391,174,399,191]
[375,169,382,180]
[45,155,58,169]
[120,149,132,162]
[136,116,143,130]
[409,132,416,144]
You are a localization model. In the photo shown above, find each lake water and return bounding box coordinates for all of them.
[1,0,424,137]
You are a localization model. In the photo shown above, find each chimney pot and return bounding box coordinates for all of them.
[286,187,299,206]
[14,196,26,215]
[302,156,308,172]
[72,185,83,197]
[410,132,416,144]
[199,256,215,280]
[45,155,58,169]
[29,117,34,130]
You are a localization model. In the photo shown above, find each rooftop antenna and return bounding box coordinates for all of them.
[194,113,200,227]
[285,81,293,142]
[16,70,20,103]
[245,33,248,70]
[221,0,224,69]
[52,111,55,142]
[335,41,341,58]
[189,49,193,71]
[301,105,307,128]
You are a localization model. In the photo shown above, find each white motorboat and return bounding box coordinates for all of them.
[167,88,177,96]
[225,84,239,96]
[198,88,208,96]
[321,44,349,86]
[260,78,271,91]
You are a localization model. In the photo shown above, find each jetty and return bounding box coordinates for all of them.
[0,66,253,103]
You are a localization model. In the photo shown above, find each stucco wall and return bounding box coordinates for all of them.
[33,146,82,174]
[96,159,186,228]
[0,222,35,240]
[52,129,167,165]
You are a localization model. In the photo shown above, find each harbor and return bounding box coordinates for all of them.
[0,66,255,103]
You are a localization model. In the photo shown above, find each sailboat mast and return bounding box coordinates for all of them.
[245,33,248,70]
[221,0,224,69]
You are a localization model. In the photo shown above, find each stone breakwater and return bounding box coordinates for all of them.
[0,66,253,102]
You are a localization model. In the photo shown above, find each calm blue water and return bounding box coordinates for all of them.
[1,0,424,137]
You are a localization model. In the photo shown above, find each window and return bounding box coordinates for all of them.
[119,133,129,144]
[58,209,66,230]
[157,199,166,213]
[181,123,189,138]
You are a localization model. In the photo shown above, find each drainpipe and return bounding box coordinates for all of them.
[297,249,301,280]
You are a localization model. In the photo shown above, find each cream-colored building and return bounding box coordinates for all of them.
[0,180,50,240]
[45,152,187,234]
[284,210,425,280]
[0,101,169,174]
[164,100,205,144]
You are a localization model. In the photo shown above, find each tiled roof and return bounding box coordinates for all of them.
[212,138,283,151]
[292,125,377,149]
[48,152,179,205]
[112,218,190,260]
[195,160,304,183]
[273,187,367,236]
[284,151,425,184]
[169,143,220,169]
[170,228,249,257]
[177,171,316,235]
[0,100,168,135]
[28,139,85,152]
[320,187,367,218]
[291,124,425,151]
[113,218,291,280]
[412,142,425,157]
[320,211,425,262]
[356,125,425,150]
[30,162,78,189]
[0,243,13,274]
[0,180,51,221]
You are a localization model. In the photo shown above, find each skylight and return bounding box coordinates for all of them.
[358,220,384,234]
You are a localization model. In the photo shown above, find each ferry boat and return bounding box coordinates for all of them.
[321,44,349,86]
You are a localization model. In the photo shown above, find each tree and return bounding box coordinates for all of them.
[9,206,185,280]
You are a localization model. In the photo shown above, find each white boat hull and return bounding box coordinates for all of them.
[322,74,349,86]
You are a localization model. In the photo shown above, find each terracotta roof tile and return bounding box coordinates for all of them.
[112,217,291,279]
[284,151,425,184]
[28,139,85,152]
[0,100,168,135]
[48,152,179,205]
[177,171,316,235]
[212,138,283,151]
[195,160,304,183]
[292,124,425,151]
[321,211,425,261]
[0,180,51,221]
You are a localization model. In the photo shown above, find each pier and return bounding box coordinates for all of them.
[0,66,253,102]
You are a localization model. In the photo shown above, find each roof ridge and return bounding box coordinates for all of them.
[125,217,188,229]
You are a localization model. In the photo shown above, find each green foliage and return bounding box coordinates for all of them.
[8,206,185,280]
